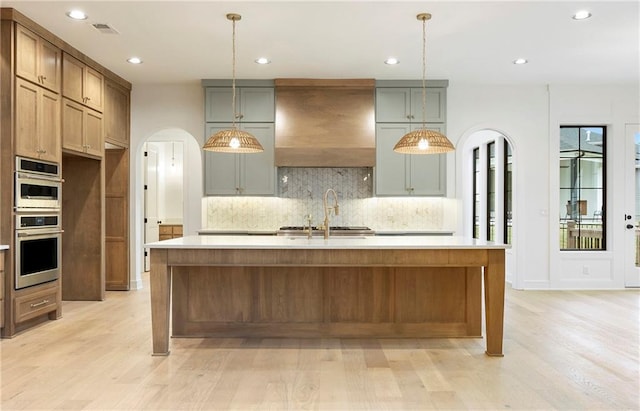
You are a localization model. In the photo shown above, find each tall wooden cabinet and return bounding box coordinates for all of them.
[15,77,61,163]
[15,24,61,92]
[1,8,131,336]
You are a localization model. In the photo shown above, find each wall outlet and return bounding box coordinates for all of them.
[582,265,590,275]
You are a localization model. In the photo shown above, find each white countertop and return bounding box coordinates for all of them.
[0,245,8,250]
[146,235,507,250]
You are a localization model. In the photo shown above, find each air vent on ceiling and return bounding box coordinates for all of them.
[91,23,119,35]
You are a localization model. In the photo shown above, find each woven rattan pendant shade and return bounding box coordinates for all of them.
[203,128,264,153]
[393,128,455,154]
[203,13,264,153]
[394,13,454,155]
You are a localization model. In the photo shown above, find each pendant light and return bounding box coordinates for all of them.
[203,13,264,153]
[393,13,454,154]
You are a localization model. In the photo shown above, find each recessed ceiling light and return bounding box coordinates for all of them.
[513,58,528,65]
[255,57,271,65]
[66,10,88,20]
[384,57,400,65]
[127,57,143,64]
[573,10,592,20]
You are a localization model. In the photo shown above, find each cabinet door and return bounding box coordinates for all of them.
[204,123,240,195]
[205,87,274,122]
[38,39,62,92]
[39,89,61,163]
[15,25,39,85]
[239,123,275,195]
[239,88,274,122]
[205,88,235,122]
[15,78,40,159]
[408,124,447,196]
[62,53,85,104]
[84,66,104,112]
[375,88,411,122]
[85,109,103,158]
[104,79,130,147]
[375,123,412,196]
[410,88,446,123]
[62,98,86,154]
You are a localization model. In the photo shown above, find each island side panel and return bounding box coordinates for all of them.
[484,249,506,356]
[150,248,171,355]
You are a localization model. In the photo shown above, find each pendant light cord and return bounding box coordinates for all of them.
[231,17,237,129]
[421,16,427,128]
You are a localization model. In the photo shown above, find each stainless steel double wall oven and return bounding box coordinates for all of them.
[14,156,63,289]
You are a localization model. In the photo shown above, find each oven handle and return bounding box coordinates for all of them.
[16,172,64,183]
[17,230,64,237]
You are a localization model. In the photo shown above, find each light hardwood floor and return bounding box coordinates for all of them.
[1,273,638,410]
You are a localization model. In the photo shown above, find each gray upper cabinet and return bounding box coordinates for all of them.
[375,87,445,123]
[204,123,276,196]
[205,87,274,123]
[375,123,446,196]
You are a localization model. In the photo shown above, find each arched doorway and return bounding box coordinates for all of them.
[131,128,202,288]
[459,128,519,287]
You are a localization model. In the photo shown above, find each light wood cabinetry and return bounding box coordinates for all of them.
[104,78,130,147]
[15,77,61,163]
[375,87,445,123]
[375,123,446,196]
[14,286,59,324]
[62,52,104,112]
[159,224,183,241]
[0,252,4,329]
[62,155,104,301]
[105,149,129,290]
[15,24,61,92]
[62,98,103,158]
[204,123,276,196]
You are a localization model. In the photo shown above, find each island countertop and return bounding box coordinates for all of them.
[146,235,507,250]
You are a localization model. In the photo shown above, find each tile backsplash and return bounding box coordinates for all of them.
[203,168,457,231]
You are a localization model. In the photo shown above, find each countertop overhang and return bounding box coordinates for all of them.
[146,235,507,250]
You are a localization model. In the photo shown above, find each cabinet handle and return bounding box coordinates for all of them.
[41,76,47,81]
[406,115,412,119]
[30,299,50,308]
[235,113,244,119]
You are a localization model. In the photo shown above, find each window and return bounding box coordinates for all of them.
[487,142,496,241]
[473,148,480,239]
[504,144,513,244]
[559,126,606,250]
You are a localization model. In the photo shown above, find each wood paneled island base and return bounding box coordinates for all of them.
[148,236,506,357]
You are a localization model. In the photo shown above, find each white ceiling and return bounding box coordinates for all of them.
[2,1,638,87]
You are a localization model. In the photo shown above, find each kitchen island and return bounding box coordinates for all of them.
[146,235,507,356]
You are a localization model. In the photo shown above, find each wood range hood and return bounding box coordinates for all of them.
[274,79,375,167]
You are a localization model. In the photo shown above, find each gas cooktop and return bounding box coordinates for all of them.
[277,226,374,236]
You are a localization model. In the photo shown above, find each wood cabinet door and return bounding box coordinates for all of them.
[62,98,86,154]
[39,39,62,92]
[39,89,61,163]
[15,78,40,159]
[62,53,85,104]
[84,66,104,112]
[15,25,39,86]
[104,79,130,147]
[85,108,103,157]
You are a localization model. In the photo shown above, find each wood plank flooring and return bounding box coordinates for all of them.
[1,273,638,410]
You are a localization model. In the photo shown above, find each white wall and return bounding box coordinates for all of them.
[129,82,639,290]
[130,83,204,289]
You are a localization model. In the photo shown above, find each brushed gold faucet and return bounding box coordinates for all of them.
[306,214,313,239]
[322,189,339,239]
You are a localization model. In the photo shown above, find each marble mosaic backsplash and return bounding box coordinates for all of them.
[202,168,456,231]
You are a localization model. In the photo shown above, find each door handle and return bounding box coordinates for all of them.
[627,224,635,229]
